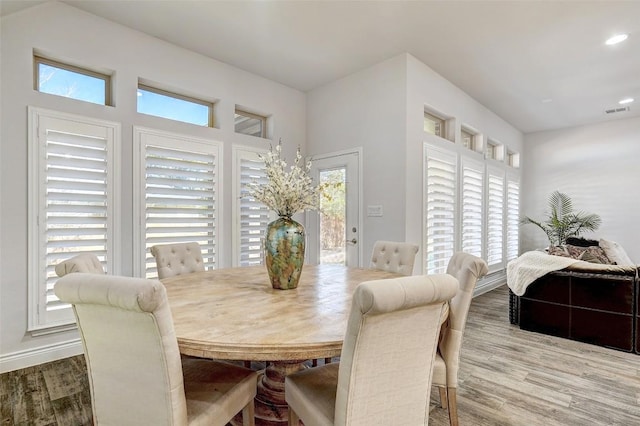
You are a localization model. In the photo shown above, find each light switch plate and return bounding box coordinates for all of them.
[367,205,383,217]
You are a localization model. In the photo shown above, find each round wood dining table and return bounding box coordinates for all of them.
[162,264,401,426]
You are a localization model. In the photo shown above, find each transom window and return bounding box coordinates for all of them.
[235,109,267,138]
[34,56,111,106]
[507,150,520,168]
[461,128,478,151]
[486,140,504,161]
[424,112,446,138]
[137,84,214,127]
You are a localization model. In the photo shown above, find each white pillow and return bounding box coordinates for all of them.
[599,238,634,266]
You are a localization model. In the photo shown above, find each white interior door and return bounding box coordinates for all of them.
[307,150,361,267]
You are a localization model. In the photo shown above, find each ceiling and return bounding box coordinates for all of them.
[2,0,639,133]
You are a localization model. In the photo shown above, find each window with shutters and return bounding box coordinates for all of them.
[424,146,457,274]
[232,147,271,266]
[506,174,520,261]
[461,158,484,258]
[28,107,120,332]
[486,167,505,269]
[133,127,219,278]
[424,138,519,279]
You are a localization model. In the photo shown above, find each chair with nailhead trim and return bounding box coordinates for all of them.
[150,242,205,280]
[369,240,419,276]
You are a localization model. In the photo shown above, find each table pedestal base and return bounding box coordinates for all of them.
[233,360,306,426]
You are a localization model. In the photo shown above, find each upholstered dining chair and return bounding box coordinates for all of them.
[369,240,419,276]
[285,273,458,426]
[55,253,105,277]
[312,241,420,368]
[55,273,257,426]
[432,252,489,426]
[150,242,205,280]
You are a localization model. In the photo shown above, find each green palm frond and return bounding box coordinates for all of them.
[521,191,601,246]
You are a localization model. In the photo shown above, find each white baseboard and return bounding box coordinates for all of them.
[474,272,506,297]
[0,339,83,374]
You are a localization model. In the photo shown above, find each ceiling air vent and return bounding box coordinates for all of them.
[604,106,630,114]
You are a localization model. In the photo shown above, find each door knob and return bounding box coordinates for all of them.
[346,238,357,245]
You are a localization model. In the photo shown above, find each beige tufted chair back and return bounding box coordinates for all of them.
[285,273,459,426]
[433,252,488,426]
[55,253,105,277]
[369,240,419,276]
[150,242,205,280]
[54,273,257,426]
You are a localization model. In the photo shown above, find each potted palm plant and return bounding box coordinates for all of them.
[521,190,602,247]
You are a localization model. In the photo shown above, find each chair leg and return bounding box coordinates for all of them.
[288,407,301,426]
[438,386,448,408]
[446,387,458,426]
[244,361,252,369]
[312,359,318,367]
[324,357,332,364]
[242,400,255,426]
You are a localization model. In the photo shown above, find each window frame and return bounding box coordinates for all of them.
[234,108,267,138]
[423,138,521,278]
[485,166,506,271]
[132,126,222,278]
[460,157,485,258]
[27,107,121,334]
[34,55,112,106]
[424,111,447,139]
[506,172,521,261]
[423,145,458,274]
[231,146,273,266]
[486,139,505,161]
[137,84,215,127]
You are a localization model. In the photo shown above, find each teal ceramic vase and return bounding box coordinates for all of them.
[264,216,305,290]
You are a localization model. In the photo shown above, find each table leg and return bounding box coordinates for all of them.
[255,360,306,426]
[231,360,306,426]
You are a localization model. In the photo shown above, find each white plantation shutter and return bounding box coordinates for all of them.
[134,128,219,278]
[487,167,505,268]
[424,146,457,274]
[506,174,520,261]
[233,148,271,266]
[461,158,484,257]
[28,108,119,330]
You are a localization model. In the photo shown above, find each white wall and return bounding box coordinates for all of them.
[307,53,523,273]
[306,55,408,264]
[522,117,640,262]
[405,55,524,273]
[0,2,306,372]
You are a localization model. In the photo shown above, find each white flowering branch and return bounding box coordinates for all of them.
[247,140,327,218]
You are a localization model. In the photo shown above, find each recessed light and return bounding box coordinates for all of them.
[606,34,628,45]
[619,97,634,105]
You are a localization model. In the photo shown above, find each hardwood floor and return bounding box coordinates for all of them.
[2,285,638,425]
[0,355,91,425]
